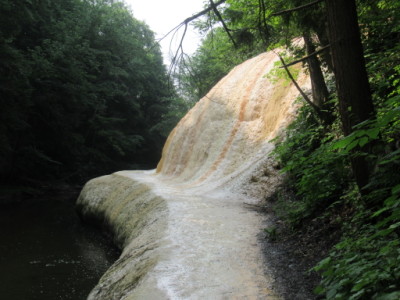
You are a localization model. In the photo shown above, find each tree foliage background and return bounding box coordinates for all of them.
[0,0,186,188]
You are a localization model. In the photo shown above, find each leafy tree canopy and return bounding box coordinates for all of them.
[0,0,184,188]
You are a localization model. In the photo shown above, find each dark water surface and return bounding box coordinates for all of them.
[0,190,120,300]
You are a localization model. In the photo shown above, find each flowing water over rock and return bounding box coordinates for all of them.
[77,50,310,299]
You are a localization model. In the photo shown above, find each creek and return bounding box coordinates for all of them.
[0,189,120,300]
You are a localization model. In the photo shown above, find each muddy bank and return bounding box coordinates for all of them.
[257,195,342,300]
[241,159,333,300]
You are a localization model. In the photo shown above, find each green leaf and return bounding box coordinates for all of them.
[314,257,332,271]
[392,184,400,195]
[371,207,390,218]
[314,285,325,295]
[365,127,380,139]
[359,137,369,147]
[346,139,360,151]
[326,287,338,299]
[332,135,356,150]
[378,291,400,300]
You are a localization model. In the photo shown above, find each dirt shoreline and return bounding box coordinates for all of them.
[260,216,321,299]
[258,198,341,300]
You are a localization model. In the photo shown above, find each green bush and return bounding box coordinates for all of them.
[274,93,400,299]
[313,80,400,299]
[273,100,351,226]
[314,184,400,300]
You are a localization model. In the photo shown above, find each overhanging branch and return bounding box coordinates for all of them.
[209,0,237,48]
[271,0,325,17]
[158,0,226,46]
[157,0,227,77]
[274,51,324,120]
[279,44,330,68]
[183,0,227,25]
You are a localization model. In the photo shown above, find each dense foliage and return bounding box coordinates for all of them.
[182,0,399,298]
[0,0,185,189]
[273,1,400,299]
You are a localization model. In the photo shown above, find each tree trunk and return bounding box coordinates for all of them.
[325,0,375,190]
[315,25,334,71]
[303,32,330,108]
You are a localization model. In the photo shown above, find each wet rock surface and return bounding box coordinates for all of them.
[77,50,311,299]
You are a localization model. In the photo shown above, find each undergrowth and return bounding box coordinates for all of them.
[272,91,400,299]
[272,101,351,228]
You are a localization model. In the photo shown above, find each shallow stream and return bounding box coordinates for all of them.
[0,190,120,300]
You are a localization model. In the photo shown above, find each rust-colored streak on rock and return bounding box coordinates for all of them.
[156,100,209,176]
[156,73,233,177]
[196,63,268,183]
[156,127,177,173]
[155,51,309,187]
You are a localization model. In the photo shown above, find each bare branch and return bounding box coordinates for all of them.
[209,0,237,48]
[271,0,325,17]
[274,51,323,118]
[155,0,227,50]
[182,0,227,25]
[159,0,227,78]
[279,44,330,68]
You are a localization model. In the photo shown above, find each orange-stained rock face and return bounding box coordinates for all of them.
[156,51,309,188]
[77,50,311,300]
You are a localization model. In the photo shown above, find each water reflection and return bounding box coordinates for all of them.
[0,195,120,300]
